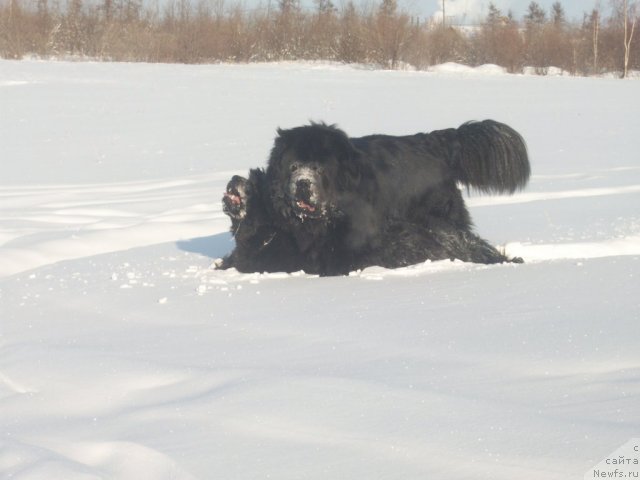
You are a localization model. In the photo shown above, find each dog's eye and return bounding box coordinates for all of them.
[290,165,298,173]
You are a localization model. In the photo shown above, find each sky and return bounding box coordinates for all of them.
[398,0,602,24]
[223,0,609,24]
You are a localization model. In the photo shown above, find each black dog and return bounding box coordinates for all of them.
[218,120,529,275]
[218,172,520,274]
[219,169,307,273]
[264,120,528,274]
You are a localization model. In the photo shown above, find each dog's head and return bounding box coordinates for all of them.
[222,169,269,230]
[266,123,360,227]
[222,175,250,220]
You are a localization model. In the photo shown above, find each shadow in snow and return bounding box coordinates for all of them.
[176,232,233,259]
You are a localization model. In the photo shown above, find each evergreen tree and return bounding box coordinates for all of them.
[524,1,546,27]
[551,1,566,27]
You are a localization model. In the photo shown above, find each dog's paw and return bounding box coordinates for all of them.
[222,175,250,219]
[214,257,234,270]
[213,257,225,269]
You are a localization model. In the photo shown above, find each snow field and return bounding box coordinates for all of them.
[1,59,639,480]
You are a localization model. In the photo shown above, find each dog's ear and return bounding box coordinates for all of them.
[275,127,297,144]
[268,128,291,170]
[274,127,289,149]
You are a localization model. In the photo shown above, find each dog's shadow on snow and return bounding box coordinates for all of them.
[176,233,233,260]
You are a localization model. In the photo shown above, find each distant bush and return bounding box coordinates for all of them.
[0,0,638,77]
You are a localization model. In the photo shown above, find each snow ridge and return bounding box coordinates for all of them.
[1,60,639,480]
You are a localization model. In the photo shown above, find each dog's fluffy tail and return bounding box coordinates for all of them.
[449,120,530,194]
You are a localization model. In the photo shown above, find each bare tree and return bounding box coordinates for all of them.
[272,0,303,59]
[524,1,548,73]
[1,0,638,74]
[622,0,637,77]
[545,1,575,73]
[309,0,338,59]
[338,1,366,63]
[474,3,523,72]
[372,0,410,69]
[590,7,601,72]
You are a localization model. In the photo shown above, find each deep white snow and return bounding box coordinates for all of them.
[1,60,639,480]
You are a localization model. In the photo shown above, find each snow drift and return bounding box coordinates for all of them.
[1,60,639,480]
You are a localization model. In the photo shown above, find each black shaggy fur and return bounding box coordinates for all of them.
[218,120,529,276]
[217,171,520,274]
[218,169,306,273]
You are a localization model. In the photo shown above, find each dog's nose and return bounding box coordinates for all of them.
[295,179,313,199]
[296,178,310,186]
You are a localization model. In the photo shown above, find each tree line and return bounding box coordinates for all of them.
[1,0,638,77]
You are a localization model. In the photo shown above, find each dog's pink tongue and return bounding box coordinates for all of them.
[225,192,242,205]
[297,200,316,212]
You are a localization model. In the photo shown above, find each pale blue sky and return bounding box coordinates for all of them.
[201,0,611,24]
[398,0,604,23]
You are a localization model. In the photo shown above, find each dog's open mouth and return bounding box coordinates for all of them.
[296,199,316,213]
[294,196,320,218]
[292,179,322,219]
[224,190,242,206]
[223,176,248,219]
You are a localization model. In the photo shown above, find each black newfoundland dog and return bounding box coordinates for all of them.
[218,120,530,276]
